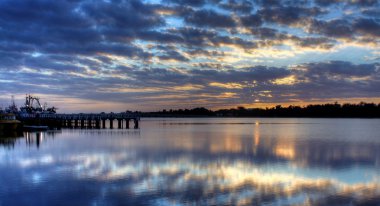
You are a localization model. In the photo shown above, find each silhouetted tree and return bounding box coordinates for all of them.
[142,103,380,118]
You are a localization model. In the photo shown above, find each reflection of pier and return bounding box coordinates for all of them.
[18,113,140,129]
[74,129,141,137]
[25,132,44,148]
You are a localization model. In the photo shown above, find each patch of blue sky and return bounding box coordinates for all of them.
[297,165,379,185]
[275,25,310,37]
[267,45,374,67]
[323,4,362,20]
[164,16,184,28]
[31,52,42,58]
[144,0,162,4]
[134,39,151,49]
[259,161,378,185]
[217,29,239,38]
[204,3,231,15]
[273,44,292,50]
[324,46,375,64]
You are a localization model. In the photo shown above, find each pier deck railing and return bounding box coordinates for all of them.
[17,112,140,129]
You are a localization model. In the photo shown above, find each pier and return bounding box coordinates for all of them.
[18,112,140,129]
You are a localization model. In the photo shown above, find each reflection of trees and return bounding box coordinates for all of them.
[224,136,380,169]
[153,133,380,169]
[287,140,380,168]
[120,128,380,169]
[66,129,141,137]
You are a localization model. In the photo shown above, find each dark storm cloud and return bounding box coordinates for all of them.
[0,0,380,109]
[353,18,380,37]
[315,0,379,7]
[219,0,253,13]
[186,49,225,58]
[137,30,184,44]
[82,0,165,29]
[167,27,217,47]
[254,0,283,7]
[167,27,257,49]
[0,0,378,61]
[191,66,291,82]
[314,0,341,6]
[184,9,237,28]
[240,14,263,27]
[300,61,379,77]
[279,61,380,101]
[308,19,354,38]
[164,0,207,7]
[192,62,230,69]
[22,56,86,72]
[362,8,380,17]
[0,0,162,58]
[128,68,190,86]
[307,18,380,40]
[1,58,379,107]
[247,28,336,49]
[293,37,336,49]
[0,51,26,69]
[250,27,289,40]
[257,6,325,26]
[156,49,189,62]
[352,0,379,6]
[121,61,380,103]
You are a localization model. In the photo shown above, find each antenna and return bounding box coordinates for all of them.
[11,95,15,106]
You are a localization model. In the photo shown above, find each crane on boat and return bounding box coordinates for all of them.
[19,94,57,114]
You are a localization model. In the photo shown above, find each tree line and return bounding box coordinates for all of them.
[141,102,380,118]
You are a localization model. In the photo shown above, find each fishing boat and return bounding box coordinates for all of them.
[23,125,49,131]
[0,113,21,132]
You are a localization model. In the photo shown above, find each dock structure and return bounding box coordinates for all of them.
[18,112,140,129]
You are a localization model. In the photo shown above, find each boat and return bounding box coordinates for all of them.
[19,94,57,114]
[23,125,49,131]
[0,112,21,132]
[14,95,57,131]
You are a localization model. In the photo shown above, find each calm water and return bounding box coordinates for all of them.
[0,118,380,205]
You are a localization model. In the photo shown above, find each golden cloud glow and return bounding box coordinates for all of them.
[218,92,238,98]
[274,145,296,160]
[98,87,162,93]
[209,82,244,89]
[172,84,204,91]
[98,84,204,94]
[271,75,297,85]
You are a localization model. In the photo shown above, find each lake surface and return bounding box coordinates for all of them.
[0,118,380,205]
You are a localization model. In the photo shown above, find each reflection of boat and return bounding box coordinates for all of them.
[0,131,23,148]
[0,113,21,132]
[23,125,49,131]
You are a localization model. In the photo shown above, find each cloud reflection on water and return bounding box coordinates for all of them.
[0,118,380,205]
[16,150,380,205]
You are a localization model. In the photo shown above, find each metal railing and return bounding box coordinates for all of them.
[18,112,140,120]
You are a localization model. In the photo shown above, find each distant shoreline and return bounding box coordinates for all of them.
[140,115,380,119]
[139,102,380,118]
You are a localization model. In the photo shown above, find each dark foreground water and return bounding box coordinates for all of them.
[0,118,380,206]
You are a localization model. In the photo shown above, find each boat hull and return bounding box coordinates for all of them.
[0,121,21,132]
[23,125,49,131]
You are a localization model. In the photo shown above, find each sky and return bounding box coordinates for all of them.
[0,0,379,112]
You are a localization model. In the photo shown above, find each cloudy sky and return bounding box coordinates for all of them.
[0,0,379,112]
